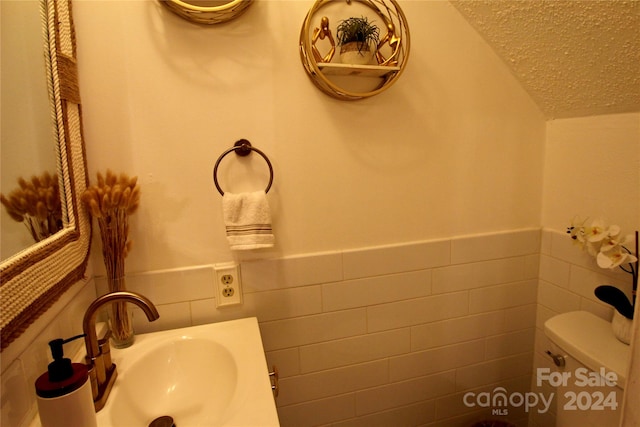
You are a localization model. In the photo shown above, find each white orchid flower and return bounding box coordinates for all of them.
[568,217,637,272]
[583,219,616,256]
[597,243,639,269]
[601,231,630,252]
[608,224,621,238]
[567,217,587,248]
[585,219,609,242]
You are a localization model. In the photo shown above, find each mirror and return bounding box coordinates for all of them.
[159,0,253,25]
[1,0,60,260]
[0,0,91,350]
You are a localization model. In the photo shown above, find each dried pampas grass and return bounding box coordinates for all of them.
[82,170,140,267]
[82,170,140,345]
[0,171,63,242]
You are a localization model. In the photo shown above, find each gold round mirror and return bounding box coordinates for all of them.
[159,0,254,25]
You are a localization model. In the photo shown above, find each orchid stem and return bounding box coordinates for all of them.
[633,231,639,311]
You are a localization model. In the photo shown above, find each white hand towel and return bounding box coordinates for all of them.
[222,191,274,250]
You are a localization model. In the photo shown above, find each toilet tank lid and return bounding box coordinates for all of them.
[544,311,629,388]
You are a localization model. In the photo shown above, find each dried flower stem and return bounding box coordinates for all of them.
[82,170,140,343]
[634,230,639,309]
[98,210,131,342]
[0,172,62,242]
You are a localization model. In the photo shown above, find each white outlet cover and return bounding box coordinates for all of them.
[213,263,242,307]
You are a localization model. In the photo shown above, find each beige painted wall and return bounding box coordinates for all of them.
[538,112,639,427]
[542,113,640,233]
[73,0,545,274]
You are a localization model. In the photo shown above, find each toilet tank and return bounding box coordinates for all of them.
[544,311,630,427]
[544,311,629,388]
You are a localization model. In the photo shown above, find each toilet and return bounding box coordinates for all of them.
[543,311,629,427]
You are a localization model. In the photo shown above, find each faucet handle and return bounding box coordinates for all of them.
[98,330,113,371]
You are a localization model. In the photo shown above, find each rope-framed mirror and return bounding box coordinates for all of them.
[159,0,254,25]
[300,0,410,100]
[0,0,91,350]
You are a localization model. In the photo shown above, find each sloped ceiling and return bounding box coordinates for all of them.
[450,0,640,119]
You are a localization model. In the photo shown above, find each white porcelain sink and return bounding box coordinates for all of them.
[96,317,279,427]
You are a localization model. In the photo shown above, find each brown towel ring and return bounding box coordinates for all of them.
[213,139,274,196]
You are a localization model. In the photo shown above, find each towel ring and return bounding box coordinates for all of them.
[213,139,274,196]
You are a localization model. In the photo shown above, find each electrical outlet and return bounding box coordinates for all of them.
[214,263,242,307]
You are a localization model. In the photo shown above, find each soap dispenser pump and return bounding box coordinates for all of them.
[35,335,97,427]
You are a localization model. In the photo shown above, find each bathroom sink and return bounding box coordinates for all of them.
[96,317,279,427]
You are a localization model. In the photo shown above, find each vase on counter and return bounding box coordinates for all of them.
[611,310,632,345]
[107,276,135,348]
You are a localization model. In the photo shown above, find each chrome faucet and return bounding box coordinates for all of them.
[82,291,159,411]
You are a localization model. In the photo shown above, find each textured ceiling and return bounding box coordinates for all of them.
[450,0,640,119]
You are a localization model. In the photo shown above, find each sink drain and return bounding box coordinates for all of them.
[149,416,176,427]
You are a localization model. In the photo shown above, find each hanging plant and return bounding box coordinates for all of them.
[336,16,380,65]
[336,16,380,52]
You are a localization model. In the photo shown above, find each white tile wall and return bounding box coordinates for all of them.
[2,228,542,427]
[366,291,470,332]
[355,371,457,416]
[123,228,539,426]
[322,270,432,312]
[434,375,532,424]
[300,329,411,374]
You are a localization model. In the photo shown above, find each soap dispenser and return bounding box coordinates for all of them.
[34,335,97,427]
